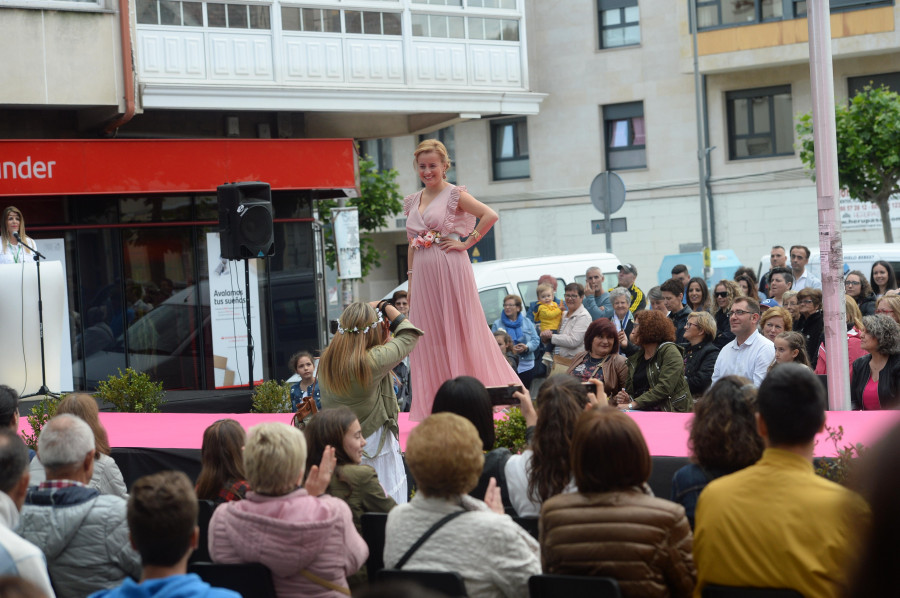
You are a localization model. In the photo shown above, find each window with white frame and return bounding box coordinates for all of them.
[207,3,270,29]
[345,10,402,35]
[469,17,519,40]
[281,7,341,32]
[490,118,529,180]
[726,85,794,160]
[411,13,465,38]
[603,102,646,170]
[598,0,640,49]
[136,0,202,25]
[418,127,457,184]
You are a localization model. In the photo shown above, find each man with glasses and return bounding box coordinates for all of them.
[710,297,775,387]
[789,245,822,291]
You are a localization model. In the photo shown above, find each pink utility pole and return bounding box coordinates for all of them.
[807,0,850,409]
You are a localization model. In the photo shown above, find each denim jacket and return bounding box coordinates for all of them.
[670,463,729,529]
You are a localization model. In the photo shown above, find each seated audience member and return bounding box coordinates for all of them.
[88,471,240,598]
[527,274,563,324]
[304,407,396,533]
[0,431,55,597]
[871,260,898,299]
[816,295,866,374]
[734,266,764,301]
[671,264,691,290]
[711,280,740,349]
[734,274,757,302]
[505,376,594,517]
[566,318,629,398]
[540,283,591,375]
[0,387,31,464]
[875,294,900,324]
[0,577,46,598]
[541,408,695,598]
[392,290,409,316]
[383,413,540,598]
[209,422,367,597]
[661,278,692,345]
[771,331,812,369]
[491,294,540,390]
[670,377,763,528]
[647,286,667,314]
[846,270,877,316]
[683,311,720,399]
[710,297,775,387]
[614,310,692,412]
[694,364,871,598]
[758,305,792,342]
[794,288,824,369]
[20,415,141,598]
[851,315,900,410]
[789,245,821,291]
[583,267,614,320]
[304,408,395,589]
[29,394,127,498]
[195,419,249,503]
[846,420,900,597]
[432,376,523,508]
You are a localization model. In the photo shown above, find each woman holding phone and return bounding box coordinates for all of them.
[566,318,628,400]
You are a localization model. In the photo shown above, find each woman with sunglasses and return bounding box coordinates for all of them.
[711,280,740,349]
[794,288,824,370]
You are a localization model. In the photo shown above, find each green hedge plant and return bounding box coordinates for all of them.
[251,380,293,413]
[96,368,165,413]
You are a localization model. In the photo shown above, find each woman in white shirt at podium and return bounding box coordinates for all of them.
[0,206,37,265]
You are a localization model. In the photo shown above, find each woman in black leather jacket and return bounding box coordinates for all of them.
[851,315,900,410]
[683,311,720,399]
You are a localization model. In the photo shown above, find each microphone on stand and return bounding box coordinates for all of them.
[13,231,20,242]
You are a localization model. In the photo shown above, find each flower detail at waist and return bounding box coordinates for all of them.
[410,230,441,249]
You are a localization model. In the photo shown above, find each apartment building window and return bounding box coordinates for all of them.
[491,118,529,180]
[598,0,640,49]
[413,0,463,6]
[136,0,202,25]
[469,0,517,8]
[726,86,793,160]
[848,72,900,96]
[281,7,341,32]
[345,10,402,35]
[359,139,394,172]
[603,102,646,170]
[418,127,457,184]
[411,13,466,37]
[698,0,891,30]
[469,17,519,40]
[207,3,270,28]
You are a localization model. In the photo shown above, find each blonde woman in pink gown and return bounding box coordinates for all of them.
[405,139,520,421]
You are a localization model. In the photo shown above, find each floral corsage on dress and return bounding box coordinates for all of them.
[410,230,443,249]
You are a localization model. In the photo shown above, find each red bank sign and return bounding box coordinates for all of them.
[0,139,359,196]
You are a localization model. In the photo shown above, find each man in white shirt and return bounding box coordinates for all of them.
[790,245,822,291]
[710,297,775,387]
[0,430,55,597]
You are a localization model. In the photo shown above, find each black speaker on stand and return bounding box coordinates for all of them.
[217,182,275,391]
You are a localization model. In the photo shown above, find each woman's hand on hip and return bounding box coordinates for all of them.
[438,237,467,252]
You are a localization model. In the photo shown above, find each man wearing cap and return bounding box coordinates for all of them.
[609,263,645,313]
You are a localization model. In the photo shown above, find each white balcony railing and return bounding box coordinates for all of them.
[136,1,528,91]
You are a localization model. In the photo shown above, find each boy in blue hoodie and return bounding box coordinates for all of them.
[89,471,240,598]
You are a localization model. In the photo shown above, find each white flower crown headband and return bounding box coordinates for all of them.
[337,309,384,334]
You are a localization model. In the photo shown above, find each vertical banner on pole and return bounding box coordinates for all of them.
[332,207,362,280]
[206,233,263,388]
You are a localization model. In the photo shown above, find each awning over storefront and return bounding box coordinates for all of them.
[0,139,359,197]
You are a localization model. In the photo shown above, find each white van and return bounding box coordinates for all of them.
[757,244,900,282]
[387,252,621,325]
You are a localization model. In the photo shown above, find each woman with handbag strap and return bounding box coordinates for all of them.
[384,412,540,598]
[615,310,693,413]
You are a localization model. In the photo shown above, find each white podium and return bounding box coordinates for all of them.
[0,261,65,396]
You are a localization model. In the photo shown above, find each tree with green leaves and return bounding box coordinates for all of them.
[796,84,900,243]
[319,155,403,280]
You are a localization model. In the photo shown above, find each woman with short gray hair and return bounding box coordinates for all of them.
[851,315,900,410]
[609,287,637,356]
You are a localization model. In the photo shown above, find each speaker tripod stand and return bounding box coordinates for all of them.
[19,240,60,400]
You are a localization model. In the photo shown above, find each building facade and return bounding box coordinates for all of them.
[358,0,900,301]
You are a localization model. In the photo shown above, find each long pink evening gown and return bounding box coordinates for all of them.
[404,184,520,421]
